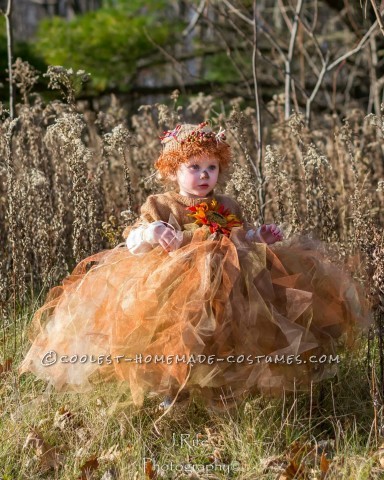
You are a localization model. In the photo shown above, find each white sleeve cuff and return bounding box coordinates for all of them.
[126,221,166,255]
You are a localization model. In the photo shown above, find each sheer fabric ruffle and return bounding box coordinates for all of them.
[19,227,371,408]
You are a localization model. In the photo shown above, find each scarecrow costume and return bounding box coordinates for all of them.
[19,123,370,409]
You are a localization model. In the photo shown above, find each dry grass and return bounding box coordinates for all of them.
[1,63,383,303]
[0,320,381,478]
[0,61,384,478]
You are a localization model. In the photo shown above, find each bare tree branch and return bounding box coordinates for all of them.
[344,53,363,106]
[305,52,330,124]
[305,11,382,124]
[201,12,253,97]
[252,0,262,185]
[285,0,304,119]
[327,16,380,71]
[222,3,331,119]
[221,0,253,26]
[4,0,14,119]
[278,0,293,31]
[182,0,207,37]
[255,12,287,61]
[143,28,188,94]
[368,35,381,117]
[370,0,384,37]
[255,9,332,114]
[310,0,319,31]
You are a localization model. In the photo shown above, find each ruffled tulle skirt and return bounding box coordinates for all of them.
[19,227,371,408]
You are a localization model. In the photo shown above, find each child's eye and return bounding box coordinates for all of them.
[189,164,199,170]
[209,165,217,170]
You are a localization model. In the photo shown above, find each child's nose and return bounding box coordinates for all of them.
[200,170,209,178]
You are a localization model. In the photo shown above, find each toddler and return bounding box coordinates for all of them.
[19,122,370,412]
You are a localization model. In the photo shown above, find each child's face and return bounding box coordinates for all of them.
[174,155,219,198]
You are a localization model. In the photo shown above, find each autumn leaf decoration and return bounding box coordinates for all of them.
[186,199,242,236]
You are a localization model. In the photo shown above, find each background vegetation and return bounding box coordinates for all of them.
[0,0,384,478]
[1,0,384,111]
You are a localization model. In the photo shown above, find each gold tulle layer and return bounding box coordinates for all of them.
[19,228,371,408]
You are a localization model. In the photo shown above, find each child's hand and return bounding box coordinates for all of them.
[255,224,283,244]
[146,223,179,252]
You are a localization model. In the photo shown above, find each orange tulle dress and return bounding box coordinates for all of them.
[19,191,371,409]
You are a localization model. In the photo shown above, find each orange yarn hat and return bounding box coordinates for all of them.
[155,122,232,178]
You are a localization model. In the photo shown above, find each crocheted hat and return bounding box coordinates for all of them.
[155,122,231,178]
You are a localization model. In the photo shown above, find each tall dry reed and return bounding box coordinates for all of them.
[0,60,383,389]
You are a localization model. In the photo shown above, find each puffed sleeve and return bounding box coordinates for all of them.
[122,195,164,240]
[123,195,187,254]
[136,201,192,249]
[137,195,164,223]
[126,221,167,255]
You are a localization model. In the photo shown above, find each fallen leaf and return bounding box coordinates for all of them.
[23,429,64,472]
[372,443,384,469]
[320,450,330,478]
[280,440,312,479]
[126,443,133,453]
[76,427,89,442]
[100,469,117,480]
[79,455,99,480]
[260,455,285,474]
[288,440,312,461]
[377,445,384,468]
[39,445,64,472]
[53,405,74,430]
[0,358,12,375]
[96,397,106,407]
[213,448,222,462]
[99,444,121,462]
[145,458,157,479]
[279,460,300,480]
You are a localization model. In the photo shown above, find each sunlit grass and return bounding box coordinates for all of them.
[0,298,381,479]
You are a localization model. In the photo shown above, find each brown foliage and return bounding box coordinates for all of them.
[0,59,383,392]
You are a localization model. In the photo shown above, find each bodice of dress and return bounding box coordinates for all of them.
[136,190,246,231]
[123,190,257,254]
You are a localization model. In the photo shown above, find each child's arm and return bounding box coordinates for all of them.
[126,221,182,254]
[124,194,192,254]
[246,224,283,244]
[126,221,166,254]
[226,196,283,245]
